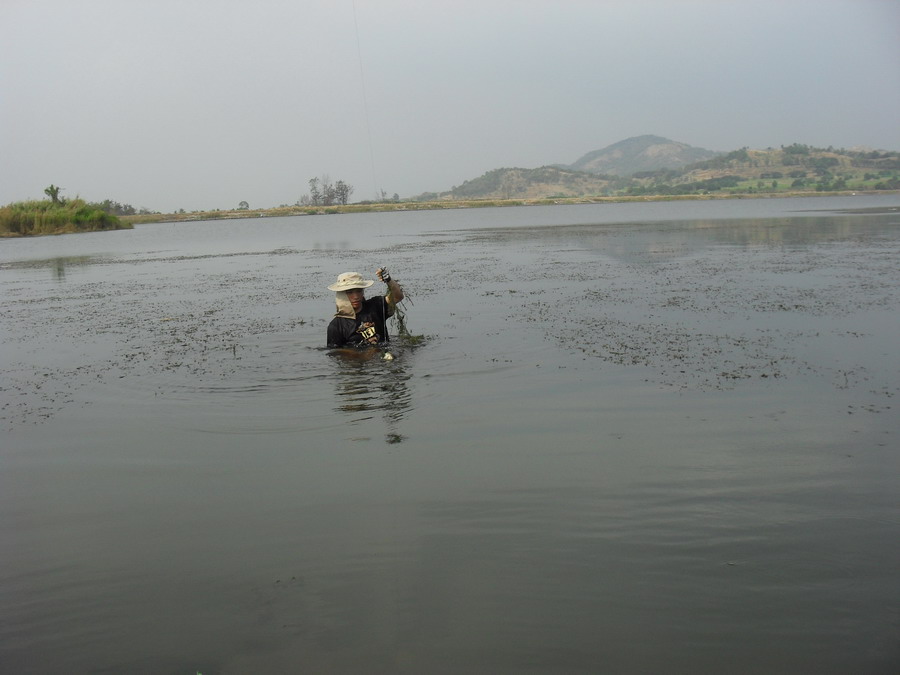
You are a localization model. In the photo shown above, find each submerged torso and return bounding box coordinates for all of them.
[326,296,392,347]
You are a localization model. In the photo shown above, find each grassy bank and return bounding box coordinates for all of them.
[121,189,899,226]
[0,199,130,236]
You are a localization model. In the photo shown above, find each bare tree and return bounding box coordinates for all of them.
[303,175,354,206]
[308,177,321,205]
[320,175,335,206]
[334,180,354,205]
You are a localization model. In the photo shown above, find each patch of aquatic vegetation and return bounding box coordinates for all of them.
[391,301,428,346]
[398,333,428,346]
[1,199,129,236]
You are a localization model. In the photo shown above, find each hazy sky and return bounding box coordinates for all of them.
[2,0,898,213]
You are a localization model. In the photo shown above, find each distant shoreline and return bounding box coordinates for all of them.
[122,190,899,225]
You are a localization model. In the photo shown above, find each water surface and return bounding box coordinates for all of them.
[1,195,899,673]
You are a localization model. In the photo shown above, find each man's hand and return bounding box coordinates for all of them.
[377,267,404,304]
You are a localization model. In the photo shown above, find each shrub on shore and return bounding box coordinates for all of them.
[0,199,130,236]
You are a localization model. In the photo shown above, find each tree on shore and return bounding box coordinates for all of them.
[95,199,137,216]
[44,184,63,204]
[299,175,354,206]
[307,178,322,205]
[321,176,335,205]
[334,180,353,205]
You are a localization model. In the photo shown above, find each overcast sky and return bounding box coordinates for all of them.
[2,0,898,213]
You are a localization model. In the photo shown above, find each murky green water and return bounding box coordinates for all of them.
[2,196,899,673]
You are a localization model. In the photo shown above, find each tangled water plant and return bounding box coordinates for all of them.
[391,301,427,346]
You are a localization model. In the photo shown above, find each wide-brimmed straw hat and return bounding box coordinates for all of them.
[327,272,375,292]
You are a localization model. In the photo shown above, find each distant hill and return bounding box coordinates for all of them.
[418,138,900,201]
[566,134,720,176]
[438,166,615,201]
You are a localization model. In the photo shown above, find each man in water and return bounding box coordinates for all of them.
[326,268,405,348]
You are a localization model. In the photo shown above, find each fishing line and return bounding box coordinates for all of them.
[352,0,380,201]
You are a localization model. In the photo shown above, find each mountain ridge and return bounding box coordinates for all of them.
[416,136,899,201]
[565,134,720,176]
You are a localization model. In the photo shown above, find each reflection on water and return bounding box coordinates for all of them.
[52,257,66,280]
[0,254,99,281]
[463,213,900,265]
[330,346,414,444]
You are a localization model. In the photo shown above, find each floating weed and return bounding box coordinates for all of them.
[400,333,428,347]
[392,301,427,347]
